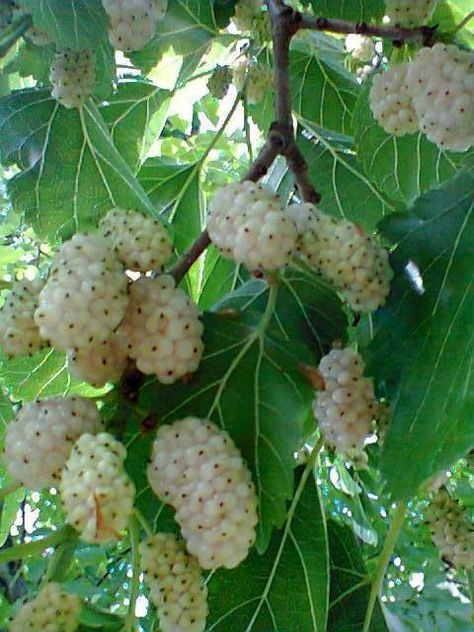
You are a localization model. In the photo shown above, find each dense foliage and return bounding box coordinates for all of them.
[0,1,472,631]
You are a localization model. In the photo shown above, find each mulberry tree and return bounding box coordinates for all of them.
[0,1,472,631]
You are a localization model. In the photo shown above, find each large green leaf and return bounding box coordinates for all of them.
[327,520,387,631]
[130,0,219,81]
[291,44,359,136]
[138,157,202,253]
[354,84,472,206]
[21,0,115,98]
[99,81,170,172]
[368,169,474,499]
[138,307,315,552]
[213,271,348,358]
[206,465,329,631]
[309,0,385,21]
[288,123,397,230]
[0,88,158,239]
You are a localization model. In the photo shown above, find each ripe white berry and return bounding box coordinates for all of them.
[208,181,297,271]
[117,275,204,384]
[35,233,128,352]
[207,66,233,100]
[99,207,172,272]
[67,336,127,387]
[3,396,103,490]
[232,0,261,32]
[405,43,474,152]
[0,278,47,357]
[50,49,96,109]
[313,348,377,458]
[60,432,135,543]
[345,34,375,62]
[26,25,53,46]
[287,203,393,312]
[426,489,474,570]
[385,0,438,27]
[140,533,208,632]
[101,0,167,52]
[147,417,258,569]
[369,63,419,136]
[9,582,81,632]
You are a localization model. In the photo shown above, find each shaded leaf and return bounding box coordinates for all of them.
[207,465,329,631]
[309,0,385,21]
[354,84,472,206]
[328,520,387,631]
[0,89,158,239]
[368,169,474,499]
[138,157,201,253]
[137,308,315,552]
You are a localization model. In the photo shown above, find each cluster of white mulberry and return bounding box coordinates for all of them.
[9,582,81,632]
[426,489,474,570]
[148,417,258,570]
[101,0,168,52]
[49,48,97,109]
[2,398,258,630]
[208,182,392,313]
[369,43,474,152]
[0,208,204,388]
[385,0,438,27]
[312,347,378,461]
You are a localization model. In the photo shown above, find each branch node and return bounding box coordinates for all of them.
[355,22,367,34]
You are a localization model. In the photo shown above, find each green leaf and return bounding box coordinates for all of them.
[0,348,106,402]
[0,89,158,239]
[20,0,115,98]
[327,520,387,631]
[291,44,359,135]
[130,0,219,81]
[294,123,397,230]
[354,83,472,206]
[4,39,55,83]
[213,270,348,358]
[137,306,315,552]
[368,169,474,499]
[138,157,202,253]
[99,81,170,172]
[197,246,241,310]
[309,0,385,21]
[207,465,329,631]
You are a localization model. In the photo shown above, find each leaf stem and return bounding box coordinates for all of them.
[124,516,141,632]
[454,10,474,33]
[133,508,154,537]
[0,525,75,565]
[362,501,408,632]
[0,482,21,500]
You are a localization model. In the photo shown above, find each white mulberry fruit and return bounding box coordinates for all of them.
[345,34,375,62]
[147,417,258,569]
[405,43,474,152]
[117,275,204,384]
[233,62,273,104]
[369,63,419,136]
[35,233,128,352]
[99,207,172,272]
[208,181,297,271]
[26,27,53,46]
[232,0,261,32]
[313,348,377,458]
[9,582,81,632]
[60,432,135,543]
[0,278,47,357]
[287,203,393,312]
[101,0,167,52]
[385,0,438,27]
[67,336,127,387]
[426,489,474,570]
[50,49,96,109]
[207,66,233,100]
[140,533,208,632]
[3,396,103,490]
